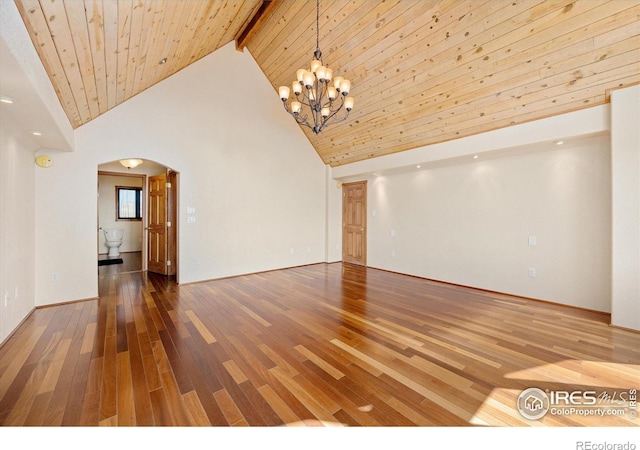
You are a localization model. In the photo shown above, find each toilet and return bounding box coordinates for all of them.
[104,228,124,257]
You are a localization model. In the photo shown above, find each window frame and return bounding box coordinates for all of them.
[116,186,143,221]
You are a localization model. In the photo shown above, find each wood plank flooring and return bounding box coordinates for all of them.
[0,263,638,427]
[98,251,142,275]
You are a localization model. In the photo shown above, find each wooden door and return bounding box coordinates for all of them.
[148,173,168,275]
[342,181,367,265]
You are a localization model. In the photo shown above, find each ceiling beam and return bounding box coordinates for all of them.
[235,0,281,52]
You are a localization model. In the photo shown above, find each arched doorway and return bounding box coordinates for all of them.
[97,159,178,279]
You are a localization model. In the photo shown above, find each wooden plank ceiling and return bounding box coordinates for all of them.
[15,0,640,167]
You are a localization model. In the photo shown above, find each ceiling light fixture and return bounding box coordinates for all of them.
[278,0,354,134]
[119,159,143,169]
[0,96,14,104]
[554,140,564,145]
[35,155,53,168]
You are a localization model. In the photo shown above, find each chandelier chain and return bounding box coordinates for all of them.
[316,0,320,54]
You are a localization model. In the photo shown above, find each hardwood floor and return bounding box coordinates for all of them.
[0,263,638,428]
[98,251,142,275]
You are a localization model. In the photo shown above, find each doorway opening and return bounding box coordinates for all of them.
[97,160,179,279]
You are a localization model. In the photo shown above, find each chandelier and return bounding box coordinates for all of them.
[278,0,354,134]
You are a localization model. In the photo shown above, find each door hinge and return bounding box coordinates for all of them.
[166,221,172,227]
[166,260,172,266]
[166,182,172,188]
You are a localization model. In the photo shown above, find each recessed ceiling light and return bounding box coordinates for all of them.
[416,165,421,169]
[473,155,479,159]
[0,96,14,104]
[159,58,167,65]
[32,131,42,136]
[554,140,564,145]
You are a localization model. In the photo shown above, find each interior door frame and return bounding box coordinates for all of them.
[342,180,368,266]
[166,170,178,278]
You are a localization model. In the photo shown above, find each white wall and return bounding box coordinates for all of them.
[331,106,614,313]
[98,174,143,254]
[33,41,327,305]
[325,167,343,262]
[611,85,640,330]
[0,114,36,344]
[365,136,611,311]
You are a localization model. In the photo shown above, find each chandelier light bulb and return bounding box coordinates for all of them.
[316,66,327,81]
[327,86,337,100]
[325,67,333,81]
[279,86,290,101]
[303,71,314,89]
[344,97,355,111]
[310,59,322,73]
[339,79,351,95]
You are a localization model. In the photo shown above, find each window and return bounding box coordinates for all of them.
[117,187,142,220]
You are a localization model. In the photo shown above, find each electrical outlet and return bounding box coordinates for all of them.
[4,292,8,307]
[528,268,536,277]
[51,272,59,281]
[14,287,18,301]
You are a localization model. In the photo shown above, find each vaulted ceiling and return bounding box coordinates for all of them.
[14,0,640,167]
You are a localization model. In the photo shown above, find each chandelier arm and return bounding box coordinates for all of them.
[282,101,311,126]
[319,112,351,132]
[289,108,314,130]
[292,93,315,109]
[320,93,345,111]
[322,95,346,119]
[297,116,315,129]
[322,107,350,127]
